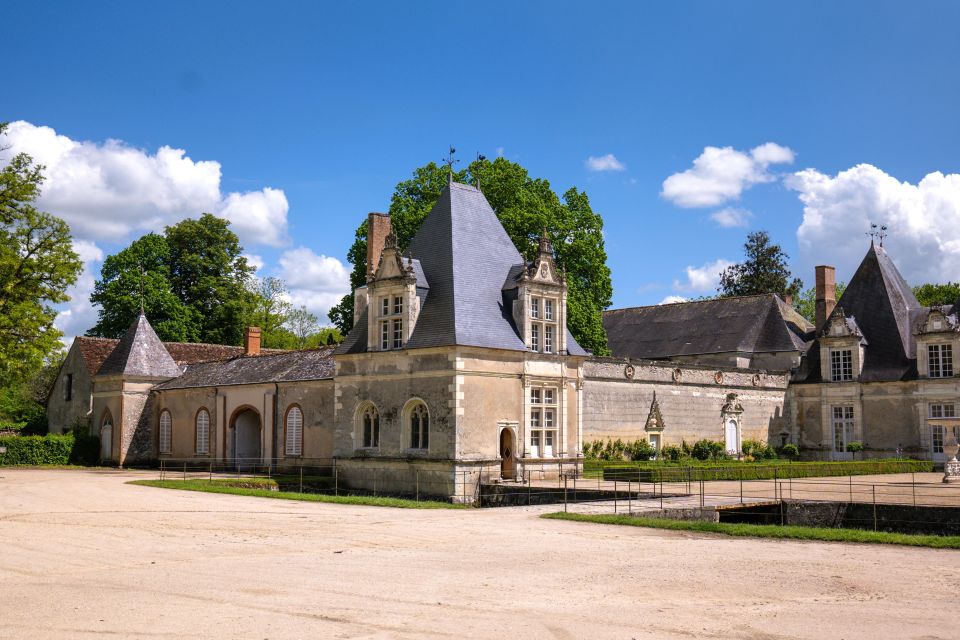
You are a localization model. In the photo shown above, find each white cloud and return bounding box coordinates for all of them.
[244,254,265,272]
[495,147,505,157]
[586,154,626,172]
[790,164,960,285]
[54,240,105,346]
[661,143,794,208]
[672,258,733,293]
[277,247,351,321]
[0,121,289,247]
[659,295,688,304]
[710,207,753,228]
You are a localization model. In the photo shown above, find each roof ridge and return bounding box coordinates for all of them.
[605,293,776,314]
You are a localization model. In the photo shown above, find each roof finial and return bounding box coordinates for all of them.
[443,145,458,184]
[138,264,145,315]
[867,222,889,247]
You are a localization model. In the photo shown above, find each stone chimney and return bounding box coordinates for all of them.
[815,265,836,330]
[244,326,261,356]
[366,213,391,280]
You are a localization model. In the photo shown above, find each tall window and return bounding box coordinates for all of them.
[531,297,540,319]
[159,410,172,454]
[361,405,380,449]
[830,349,853,381]
[529,386,558,458]
[832,405,854,453]
[544,325,554,354]
[528,296,558,353]
[285,406,303,456]
[933,425,945,454]
[409,402,429,450]
[63,374,73,401]
[531,324,539,352]
[379,294,404,350]
[195,409,210,455]
[544,299,554,321]
[929,344,954,378]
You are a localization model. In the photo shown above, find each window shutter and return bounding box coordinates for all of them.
[159,412,172,454]
[196,410,210,455]
[286,407,303,456]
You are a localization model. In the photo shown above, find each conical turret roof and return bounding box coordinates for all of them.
[96,312,182,378]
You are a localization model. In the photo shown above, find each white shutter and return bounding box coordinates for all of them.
[196,410,210,455]
[286,407,303,456]
[159,411,172,454]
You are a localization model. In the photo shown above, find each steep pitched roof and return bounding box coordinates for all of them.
[602,294,812,361]
[153,347,336,390]
[340,181,575,354]
[795,243,923,383]
[73,337,286,376]
[96,312,182,379]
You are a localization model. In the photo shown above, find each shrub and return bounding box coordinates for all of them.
[627,439,654,461]
[0,433,100,466]
[779,444,800,458]
[691,439,714,461]
[660,444,683,461]
[846,441,864,453]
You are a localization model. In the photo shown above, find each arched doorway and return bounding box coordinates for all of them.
[100,410,113,462]
[232,408,262,466]
[500,428,516,480]
[725,418,739,454]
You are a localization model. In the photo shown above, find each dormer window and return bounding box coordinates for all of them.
[377,294,405,350]
[929,344,954,378]
[531,297,540,319]
[830,349,853,381]
[544,299,554,321]
[393,296,403,315]
[381,297,390,316]
[531,324,540,351]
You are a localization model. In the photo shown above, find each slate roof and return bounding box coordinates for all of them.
[74,337,287,376]
[153,347,336,390]
[794,242,924,383]
[97,312,183,379]
[338,181,586,355]
[602,294,812,361]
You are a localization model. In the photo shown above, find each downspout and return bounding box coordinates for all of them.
[274,382,281,465]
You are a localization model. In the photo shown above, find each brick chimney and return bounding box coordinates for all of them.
[244,326,261,356]
[815,265,836,330]
[366,213,391,280]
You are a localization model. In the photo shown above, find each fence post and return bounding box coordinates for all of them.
[209,461,212,482]
[912,476,916,507]
[334,465,339,497]
[849,475,853,503]
[564,474,568,513]
[779,483,785,525]
[573,474,577,504]
[374,467,378,497]
[699,478,704,508]
[160,460,164,481]
[740,468,743,505]
[183,461,187,481]
[416,469,420,502]
[614,479,617,514]
[872,484,878,531]
[299,464,303,493]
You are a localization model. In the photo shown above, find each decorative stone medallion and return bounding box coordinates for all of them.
[672,368,682,383]
[714,371,724,385]
[752,373,761,387]
[624,364,635,379]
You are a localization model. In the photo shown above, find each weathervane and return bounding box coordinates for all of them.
[443,145,458,183]
[867,222,888,246]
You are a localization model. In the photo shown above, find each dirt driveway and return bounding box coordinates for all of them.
[0,469,955,639]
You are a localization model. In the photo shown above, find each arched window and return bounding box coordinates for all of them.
[409,402,429,450]
[360,404,379,449]
[159,410,172,454]
[285,405,303,456]
[195,409,210,455]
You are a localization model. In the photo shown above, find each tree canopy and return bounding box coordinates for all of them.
[913,282,960,307]
[793,282,847,324]
[90,214,255,344]
[0,122,81,426]
[718,231,802,300]
[328,157,613,355]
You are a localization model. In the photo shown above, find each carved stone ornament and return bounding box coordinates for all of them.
[672,368,682,383]
[624,364,635,379]
[721,392,744,414]
[714,371,724,385]
[752,373,761,387]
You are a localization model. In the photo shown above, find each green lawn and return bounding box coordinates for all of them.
[584,458,934,481]
[541,512,960,549]
[129,479,466,509]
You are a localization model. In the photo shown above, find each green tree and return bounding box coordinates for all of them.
[90,215,254,344]
[245,276,295,349]
[793,282,847,324]
[718,231,802,300]
[328,158,613,354]
[0,123,82,382]
[286,304,319,349]
[913,282,960,307]
[89,234,199,342]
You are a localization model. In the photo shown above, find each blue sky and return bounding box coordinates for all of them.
[5,1,960,338]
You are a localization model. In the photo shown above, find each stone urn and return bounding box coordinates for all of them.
[943,437,960,484]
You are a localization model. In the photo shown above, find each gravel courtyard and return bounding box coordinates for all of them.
[0,469,956,639]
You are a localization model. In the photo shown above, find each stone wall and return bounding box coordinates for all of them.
[582,358,790,449]
[46,346,93,434]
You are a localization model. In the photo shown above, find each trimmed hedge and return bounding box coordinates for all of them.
[0,434,100,466]
[598,459,935,482]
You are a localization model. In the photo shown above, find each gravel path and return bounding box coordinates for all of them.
[0,468,955,639]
